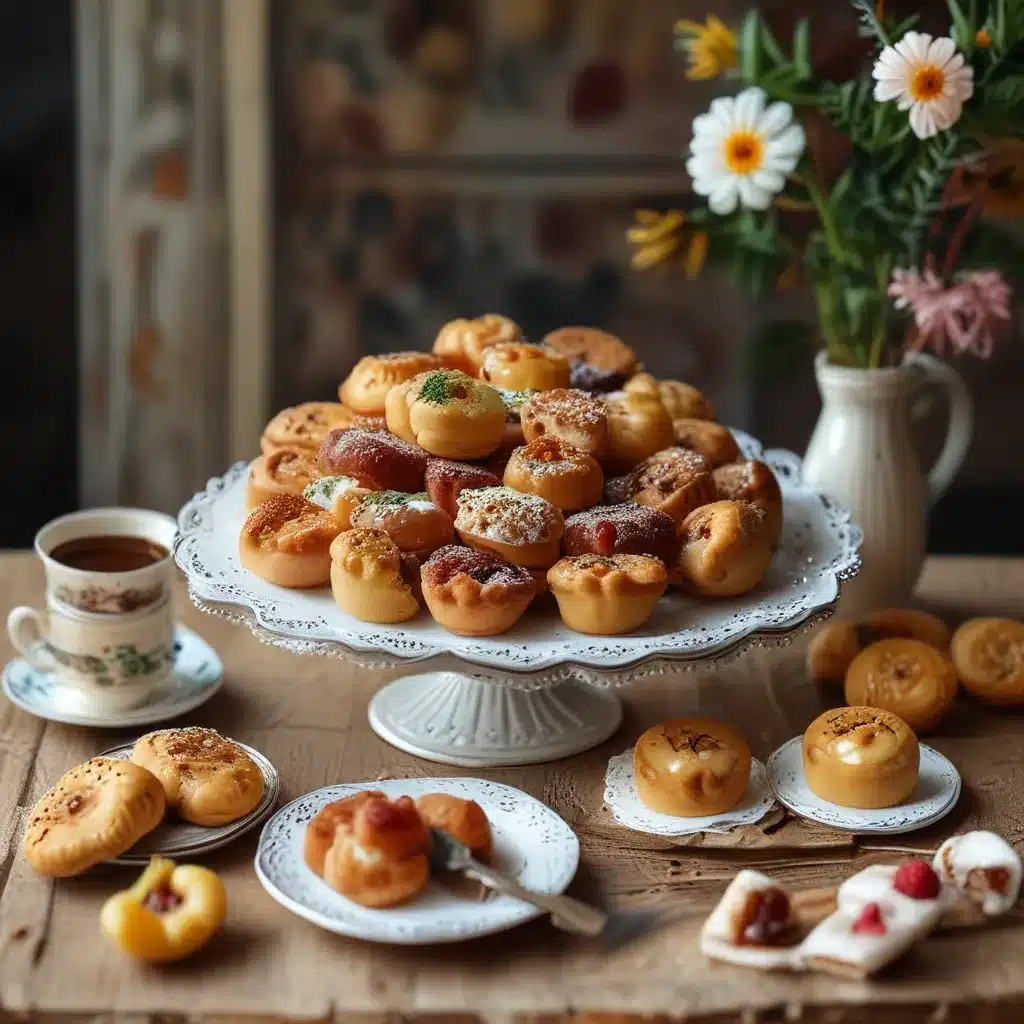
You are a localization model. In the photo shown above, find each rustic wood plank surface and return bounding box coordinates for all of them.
[1,553,1023,1024]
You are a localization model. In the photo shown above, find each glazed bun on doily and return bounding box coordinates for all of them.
[433,314,525,375]
[261,402,355,456]
[802,707,919,809]
[675,500,773,598]
[385,369,506,460]
[542,326,638,394]
[329,528,421,624]
[348,491,454,558]
[950,617,1024,706]
[424,458,502,519]
[238,493,342,588]
[318,427,427,493]
[415,793,493,861]
[627,447,716,526]
[303,790,385,876]
[421,545,536,636]
[547,553,666,635]
[478,341,571,392]
[338,351,441,416]
[672,419,741,468]
[712,459,784,550]
[633,717,751,817]
[246,448,321,509]
[519,388,608,458]
[455,486,564,570]
[562,504,678,565]
[603,391,676,473]
[503,436,603,512]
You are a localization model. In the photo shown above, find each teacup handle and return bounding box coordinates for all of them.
[6,606,56,673]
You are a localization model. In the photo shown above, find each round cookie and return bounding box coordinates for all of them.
[24,759,166,877]
[951,617,1024,706]
[131,728,265,826]
[844,638,959,733]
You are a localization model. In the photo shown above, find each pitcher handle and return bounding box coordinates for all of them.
[905,352,974,507]
[6,606,56,673]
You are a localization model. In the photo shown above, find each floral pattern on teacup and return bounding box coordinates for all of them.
[43,641,174,687]
[53,582,166,615]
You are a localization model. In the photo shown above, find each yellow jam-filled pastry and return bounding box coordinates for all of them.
[603,390,676,472]
[260,401,354,456]
[246,448,321,509]
[672,418,741,468]
[503,435,603,512]
[238,493,342,588]
[712,459,784,549]
[950,617,1024,706]
[338,351,441,416]
[23,759,166,877]
[802,707,920,809]
[844,638,959,733]
[329,528,421,624]
[547,553,666,635]
[633,717,752,817]
[543,326,638,393]
[385,369,506,460]
[414,793,493,861]
[432,313,525,375]
[627,447,716,525]
[519,387,609,458]
[675,500,773,598]
[478,341,571,392]
[348,490,454,558]
[303,474,374,529]
[455,485,564,570]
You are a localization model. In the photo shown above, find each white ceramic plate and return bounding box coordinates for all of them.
[2,625,222,728]
[766,737,961,834]
[98,737,280,863]
[254,777,580,944]
[603,751,776,836]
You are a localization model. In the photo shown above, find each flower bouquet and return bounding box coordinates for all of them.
[629,0,1024,369]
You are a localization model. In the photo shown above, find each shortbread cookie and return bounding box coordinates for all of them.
[24,758,166,876]
[131,728,265,826]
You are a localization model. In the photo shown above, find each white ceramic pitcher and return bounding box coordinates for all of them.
[802,350,973,615]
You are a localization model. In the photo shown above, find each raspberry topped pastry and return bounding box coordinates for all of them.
[318,427,428,493]
[421,545,536,636]
[563,504,678,564]
[479,341,571,392]
[503,435,604,512]
[432,313,525,375]
[338,351,440,416]
[520,388,608,458]
[455,486,564,570]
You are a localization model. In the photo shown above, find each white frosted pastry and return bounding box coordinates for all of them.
[304,475,371,527]
[700,869,802,971]
[933,831,1022,917]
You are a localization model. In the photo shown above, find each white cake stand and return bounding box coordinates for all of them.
[175,431,861,768]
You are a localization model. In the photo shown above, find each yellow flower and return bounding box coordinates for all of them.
[975,28,992,48]
[675,15,737,81]
[626,209,708,279]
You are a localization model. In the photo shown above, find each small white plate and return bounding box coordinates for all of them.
[2,625,222,728]
[766,737,961,834]
[603,750,776,836]
[254,777,580,945]
[98,737,279,863]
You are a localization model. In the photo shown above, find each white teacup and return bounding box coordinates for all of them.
[7,508,178,714]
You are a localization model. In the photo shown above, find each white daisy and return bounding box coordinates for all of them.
[872,32,974,140]
[686,87,805,216]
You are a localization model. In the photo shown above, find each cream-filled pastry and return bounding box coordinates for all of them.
[304,474,373,529]
[933,831,1022,917]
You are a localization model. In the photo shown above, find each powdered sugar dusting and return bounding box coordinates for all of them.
[421,544,534,589]
[455,486,561,545]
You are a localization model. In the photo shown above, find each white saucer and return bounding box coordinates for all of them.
[254,777,580,945]
[98,737,279,864]
[603,750,776,836]
[766,736,961,834]
[2,625,222,727]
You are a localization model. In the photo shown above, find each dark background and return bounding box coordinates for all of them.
[0,5,1018,554]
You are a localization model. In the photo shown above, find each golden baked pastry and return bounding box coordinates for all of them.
[318,426,428,492]
[304,790,385,876]
[520,387,609,458]
[604,390,676,472]
[658,378,716,421]
[424,458,502,518]
[421,545,536,636]
[131,728,265,826]
[672,419,741,468]
[385,369,506,459]
[628,447,716,525]
[338,351,441,416]
[562,504,679,564]
[844,638,958,733]
[330,528,421,624]
[433,314,525,375]
[676,500,773,598]
[543,326,637,393]
[415,793,493,861]
[633,717,752,817]
[303,474,374,529]
[455,485,564,569]
[349,491,454,558]
[951,617,1024,706]
[806,608,952,683]
[246,448,321,509]
[503,435,603,512]
[238,493,342,588]
[23,759,166,877]
[547,553,667,635]
[712,459,784,549]
[479,341,571,392]
[802,707,920,809]
[261,402,354,455]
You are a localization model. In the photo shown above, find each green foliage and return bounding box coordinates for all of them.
[737,11,821,103]
[689,206,791,298]
[742,320,816,382]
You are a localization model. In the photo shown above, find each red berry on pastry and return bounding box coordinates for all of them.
[851,902,887,935]
[594,520,617,556]
[892,860,941,900]
[738,886,792,946]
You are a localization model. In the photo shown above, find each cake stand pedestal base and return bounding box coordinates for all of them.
[368,670,623,768]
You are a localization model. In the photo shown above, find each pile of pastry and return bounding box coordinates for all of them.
[303,790,491,908]
[701,830,1021,979]
[240,315,783,637]
[22,728,265,876]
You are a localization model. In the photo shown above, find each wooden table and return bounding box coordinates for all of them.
[2,552,1024,1024]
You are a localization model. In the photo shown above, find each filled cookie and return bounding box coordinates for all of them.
[24,759,166,876]
[547,553,666,634]
[503,435,603,512]
[131,728,265,826]
[950,617,1024,706]
[338,351,440,416]
[675,500,774,597]
[562,504,678,565]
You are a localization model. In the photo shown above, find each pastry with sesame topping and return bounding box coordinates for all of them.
[329,528,421,623]
[478,341,570,392]
[260,402,355,456]
[628,447,717,525]
[713,459,784,549]
[455,486,564,570]
[432,313,525,375]
[503,435,603,512]
[339,351,441,416]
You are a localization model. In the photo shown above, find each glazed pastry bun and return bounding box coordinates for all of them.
[433,313,525,375]
[951,617,1024,706]
[633,717,752,817]
[303,790,385,876]
[329,528,421,624]
[479,341,571,392]
[415,793,493,861]
[261,402,354,455]
[675,500,773,597]
[339,351,440,416]
[712,459,784,550]
[802,707,920,809]
[246,448,321,509]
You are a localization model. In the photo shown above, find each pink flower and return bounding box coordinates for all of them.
[889,267,1012,358]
